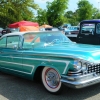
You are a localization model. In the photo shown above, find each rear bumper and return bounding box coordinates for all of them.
[61,73,100,89]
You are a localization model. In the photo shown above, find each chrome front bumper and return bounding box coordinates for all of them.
[61,73,100,89]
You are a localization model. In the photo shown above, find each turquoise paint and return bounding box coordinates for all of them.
[0,31,100,80]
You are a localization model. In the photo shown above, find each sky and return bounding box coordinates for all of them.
[34,0,100,12]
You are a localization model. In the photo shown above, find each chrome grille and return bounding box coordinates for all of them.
[87,64,100,75]
[68,64,100,76]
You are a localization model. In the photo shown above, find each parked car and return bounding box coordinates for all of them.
[67,19,100,44]
[40,27,59,31]
[58,26,64,31]
[58,24,71,31]
[1,28,11,35]
[63,24,71,28]
[1,31,100,94]
[0,27,4,36]
[65,26,79,35]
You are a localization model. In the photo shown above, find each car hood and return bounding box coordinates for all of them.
[35,42,100,63]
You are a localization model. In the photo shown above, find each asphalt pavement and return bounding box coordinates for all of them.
[0,72,100,100]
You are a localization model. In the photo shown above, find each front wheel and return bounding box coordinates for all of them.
[42,67,62,94]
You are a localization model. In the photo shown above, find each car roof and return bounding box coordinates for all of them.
[80,19,100,24]
[1,31,61,38]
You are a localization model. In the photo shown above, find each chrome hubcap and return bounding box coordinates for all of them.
[45,69,60,88]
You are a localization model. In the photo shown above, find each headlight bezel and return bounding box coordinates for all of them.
[73,60,82,71]
[73,60,88,72]
[82,63,87,72]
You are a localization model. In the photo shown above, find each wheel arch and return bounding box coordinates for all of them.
[33,66,44,81]
[33,65,61,81]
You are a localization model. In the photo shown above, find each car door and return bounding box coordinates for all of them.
[0,36,7,67]
[0,35,23,75]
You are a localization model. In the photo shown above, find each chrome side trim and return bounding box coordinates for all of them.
[21,57,70,74]
[0,52,95,64]
[0,60,34,74]
[0,56,70,74]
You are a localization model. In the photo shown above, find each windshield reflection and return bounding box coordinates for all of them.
[23,31,72,48]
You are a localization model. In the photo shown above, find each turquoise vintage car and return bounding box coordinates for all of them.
[0,31,100,94]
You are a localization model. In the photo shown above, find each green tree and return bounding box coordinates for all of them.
[64,11,73,19]
[0,0,39,28]
[92,8,100,19]
[77,0,93,22]
[46,0,69,27]
[64,10,79,25]
[36,9,48,25]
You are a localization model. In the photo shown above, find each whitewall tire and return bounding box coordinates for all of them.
[42,67,62,94]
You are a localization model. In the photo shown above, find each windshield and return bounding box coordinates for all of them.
[23,31,72,48]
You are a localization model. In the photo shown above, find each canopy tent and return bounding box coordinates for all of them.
[8,21,39,32]
[40,24,52,28]
[20,26,39,32]
[9,21,39,28]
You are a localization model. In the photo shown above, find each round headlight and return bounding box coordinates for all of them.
[77,61,82,67]
[74,60,82,71]
[82,64,87,71]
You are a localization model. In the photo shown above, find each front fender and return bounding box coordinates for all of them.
[36,60,70,75]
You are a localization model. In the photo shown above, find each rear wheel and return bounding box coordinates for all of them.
[42,67,62,94]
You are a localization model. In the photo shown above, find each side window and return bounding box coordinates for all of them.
[24,34,35,42]
[96,23,100,34]
[0,37,6,47]
[23,33,36,49]
[34,37,40,43]
[34,34,47,43]
[7,36,20,48]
